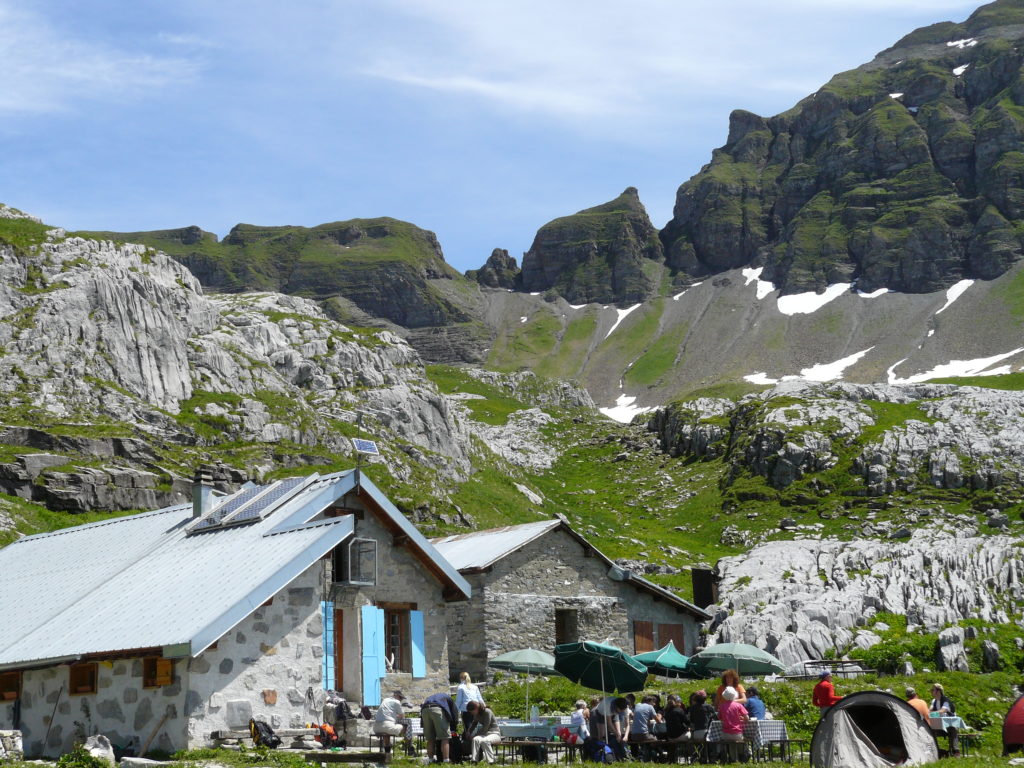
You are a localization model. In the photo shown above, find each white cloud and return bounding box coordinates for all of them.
[0,3,199,114]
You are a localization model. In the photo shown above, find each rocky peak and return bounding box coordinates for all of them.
[660,0,1024,295]
[518,187,664,305]
[469,248,519,289]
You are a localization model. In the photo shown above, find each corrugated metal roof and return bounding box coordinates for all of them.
[432,519,560,571]
[0,469,470,668]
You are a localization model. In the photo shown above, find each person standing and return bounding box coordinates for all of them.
[812,672,842,711]
[421,691,459,763]
[465,701,501,764]
[716,669,747,705]
[455,672,484,734]
[929,683,960,756]
[570,699,590,740]
[593,696,629,759]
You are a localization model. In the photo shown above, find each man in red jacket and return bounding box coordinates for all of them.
[812,672,842,711]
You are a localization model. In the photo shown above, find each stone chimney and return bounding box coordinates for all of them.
[192,465,215,519]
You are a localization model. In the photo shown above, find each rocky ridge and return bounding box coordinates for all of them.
[660,0,1024,295]
[707,528,1023,670]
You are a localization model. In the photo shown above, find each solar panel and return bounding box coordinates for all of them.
[352,438,379,455]
[226,476,306,524]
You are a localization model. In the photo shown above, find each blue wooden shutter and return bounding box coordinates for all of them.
[322,601,335,689]
[410,610,426,678]
[361,604,384,705]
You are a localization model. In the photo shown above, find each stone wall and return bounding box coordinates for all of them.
[0,655,189,758]
[184,563,326,748]
[447,528,702,680]
[328,508,453,705]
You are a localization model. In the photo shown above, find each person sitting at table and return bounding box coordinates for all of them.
[628,694,663,759]
[812,672,842,712]
[687,690,717,764]
[660,694,692,762]
[929,683,961,757]
[372,689,411,756]
[571,699,591,740]
[716,669,747,704]
[464,701,501,765]
[905,687,930,722]
[717,686,749,763]
[744,686,767,720]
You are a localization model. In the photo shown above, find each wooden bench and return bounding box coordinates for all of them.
[211,727,321,750]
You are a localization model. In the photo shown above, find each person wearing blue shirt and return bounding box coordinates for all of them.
[744,687,767,720]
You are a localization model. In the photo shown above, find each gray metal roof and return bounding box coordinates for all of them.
[0,469,470,669]
[432,519,560,571]
[432,519,710,621]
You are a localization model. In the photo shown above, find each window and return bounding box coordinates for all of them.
[143,658,174,688]
[384,609,410,673]
[332,538,377,585]
[555,609,578,645]
[0,671,20,701]
[633,620,654,654]
[69,663,98,695]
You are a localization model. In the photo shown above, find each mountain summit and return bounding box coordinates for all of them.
[660,0,1024,295]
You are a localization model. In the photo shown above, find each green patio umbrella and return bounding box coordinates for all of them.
[554,640,649,694]
[632,640,697,679]
[687,642,786,677]
[488,648,560,714]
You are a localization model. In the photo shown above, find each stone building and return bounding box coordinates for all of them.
[433,519,710,681]
[0,469,468,757]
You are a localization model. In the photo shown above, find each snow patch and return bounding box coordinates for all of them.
[529,292,540,296]
[599,393,654,423]
[743,348,873,386]
[936,279,974,314]
[777,283,850,315]
[603,303,642,339]
[953,64,970,77]
[786,347,873,382]
[742,267,775,300]
[856,287,888,299]
[568,303,587,309]
[520,316,528,323]
[889,92,904,99]
[672,281,703,301]
[947,38,978,49]
[927,329,935,337]
[887,347,1024,384]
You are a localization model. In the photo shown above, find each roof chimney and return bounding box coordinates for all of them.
[192,465,215,519]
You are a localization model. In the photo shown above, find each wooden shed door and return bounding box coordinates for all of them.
[633,620,654,653]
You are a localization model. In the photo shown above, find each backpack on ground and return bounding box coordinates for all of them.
[582,737,614,763]
[249,717,282,749]
[313,721,345,748]
[519,740,549,763]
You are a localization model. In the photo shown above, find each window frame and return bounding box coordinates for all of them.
[0,670,20,701]
[142,657,174,688]
[69,662,98,695]
[333,538,377,586]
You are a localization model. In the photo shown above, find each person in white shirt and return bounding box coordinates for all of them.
[570,699,590,740]
[373,690,410,755]
[455,671,485,734]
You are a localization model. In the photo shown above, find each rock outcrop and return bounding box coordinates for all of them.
[468,248,519,289]
[519,187,664,305]
[660,0,1024,294]
[707,529,1023,667]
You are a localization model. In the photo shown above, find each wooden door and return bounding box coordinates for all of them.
[334,608,344,691]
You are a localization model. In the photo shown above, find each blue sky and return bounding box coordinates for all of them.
[2,0,981,273]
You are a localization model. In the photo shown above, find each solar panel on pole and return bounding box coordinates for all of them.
[352,438,379,455]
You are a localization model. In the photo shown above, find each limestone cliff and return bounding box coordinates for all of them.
[661,0,1024,294]
[519,187,664,305]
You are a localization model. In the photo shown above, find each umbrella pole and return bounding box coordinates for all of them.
[526,675,530,719]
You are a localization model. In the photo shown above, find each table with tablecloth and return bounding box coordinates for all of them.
[706,719,794,760]
[927,714,966,732]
